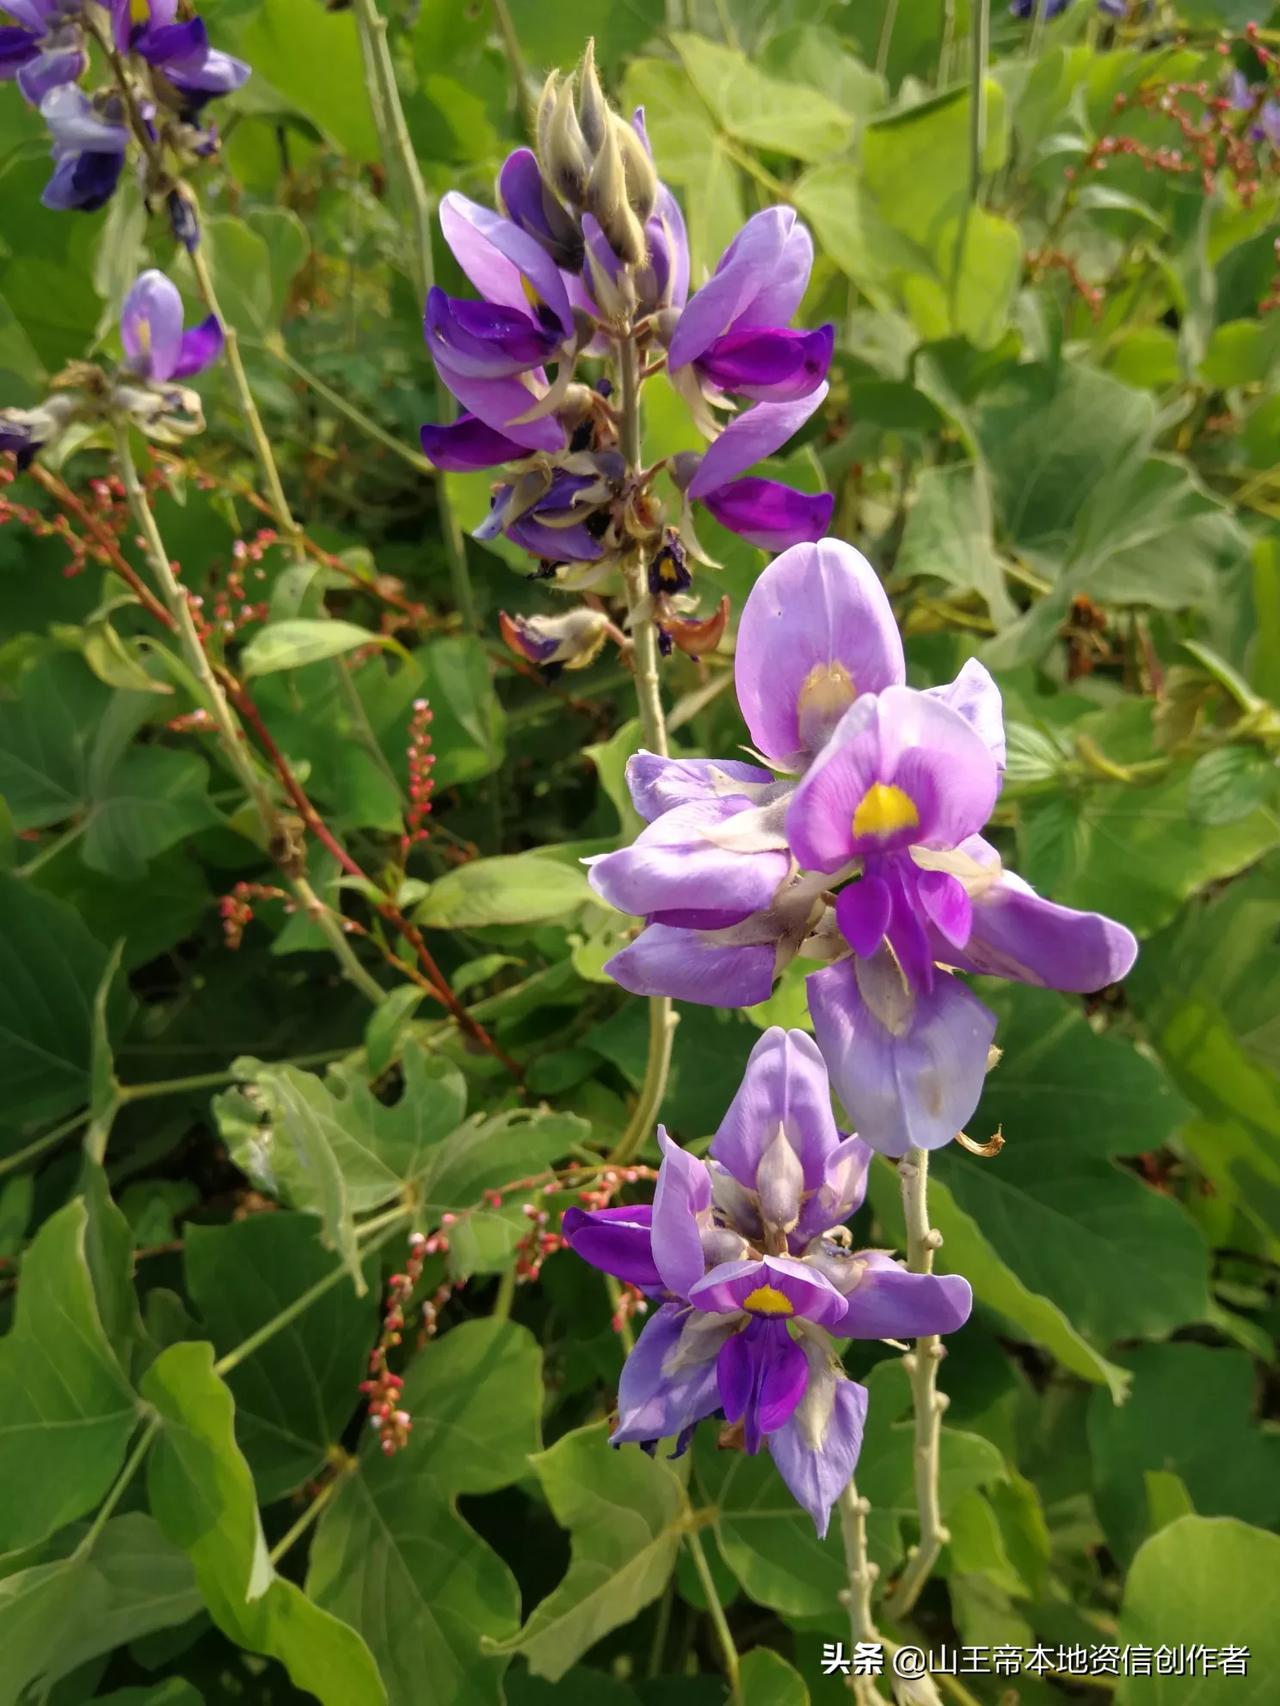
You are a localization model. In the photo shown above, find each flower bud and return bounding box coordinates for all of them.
[545,76,592,206]
[585,121,646,267]
[612,113,658,225]
[499,607,612,673]
[756,1126,805,1233]
[577,39,610,153]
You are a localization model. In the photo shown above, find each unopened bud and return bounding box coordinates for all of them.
[756,1126,805,1232]
[535,71,558,159]
[612,113,658,224]
[546,76,591,206]
[577,39,609,152]
[586,121,645,267]
[499,607,613,673]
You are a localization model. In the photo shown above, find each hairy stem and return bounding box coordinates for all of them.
[883,1147,949,1620]
[838,1480,886,1701]
[262,338,434,474]
[112,424,387,1006]
[607,331,675,1166]
[350,0,474,627]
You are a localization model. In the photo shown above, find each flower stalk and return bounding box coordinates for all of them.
[837,1479,883,1703]
[883,1147,950,1621]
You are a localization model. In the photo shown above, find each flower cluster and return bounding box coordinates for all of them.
[565,1028,972,1534]
[417,43,833,666]
[0,0,247,220]
[586,538,1137,1157]
[0,267,222,466]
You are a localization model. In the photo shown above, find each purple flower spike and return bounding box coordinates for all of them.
[807,954,997,1156]
[735,538,905,767]
[40,85,128,212]
[121,270,223,383]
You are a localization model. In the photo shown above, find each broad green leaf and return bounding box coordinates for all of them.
[232,0,379,159]
[621,59,746,270]
[895,463,1016,625]
[866,1161,1128,1398]
[414,852,592,928]
[309,1319,542,1706]
[0,1199,138,1552]
[1017,764,1280,936]
[184,1214,378,1502]
[0,1514,200,1706]
[671,33,853,161]
[1088,1344,1280,1566]
[239,618,393,678]
[1185,747,1277,827]
[585,716,644,843]
[492,1421,690,1680]
[1116,1517,1280,1704]
[143,1341,387,1706]
[738,1647,810,1706]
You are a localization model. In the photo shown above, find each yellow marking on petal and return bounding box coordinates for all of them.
[520,274,545,312]
[130,0,150,23]
[743,1284,794,1317]
[137,320,151,352]
[796,661,855,743]
[852,782,919,841]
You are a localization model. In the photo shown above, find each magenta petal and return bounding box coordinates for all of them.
[585,799,790,922]
[835,877,892,959]
[835,1256,973,1339]
[652,1127,712,1298]
[428,356,565,453]
[698,324,834,402]
[121,269,184,382]
[767,1359,868,1536]
[562,1204,660,1288]
[604,925,777,1007]
[626,751,773,822]
[917,870,972,949]
[419,414,526,472]
[806,957,997,1157]
[716,1328,756,1428]
[710,1027,839,1191]
[170,314,223,379]
[669,206,813,370]
[612,1302,724,1447]
[757,1326,810,1432]
[715,1320,808,1453]
[944,860,1138,992]
[734,538,905,764]
[688,385,828,497]
[699,477,833,552]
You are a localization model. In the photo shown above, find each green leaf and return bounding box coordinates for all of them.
[414,852,592,928]
[585,717,645,843]
[309,1319,542,1706]
[143,1341,387,1706]
[866,1161,1129,1398]
[1116,1517,1280,1704]
[1018,764,1280,935]
[393,636,505,789]
[1088,1344,1280,1566]
[232,0,379,159]
[492,1421,689,1680]
[184,1214,378,1502]
[1186,747,1277,827]
[0,1514,201,1706]
[239,618,394,678]
[895,463,1016,626]
[738,1647,810,1706]
[671,33,853,161]
[0,1199,138,1552]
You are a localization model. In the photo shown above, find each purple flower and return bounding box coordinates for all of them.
[475,464,615,563]
[418,413,530,473]
[120,269,223,382]
[0,0,86,107]
[675,385,834,551]
[563,1029,972,1533]
[498,607,612,674]
[422,193,577,453]
[0,394,77,469]
[112,0,248,112]
[39,84,128,211]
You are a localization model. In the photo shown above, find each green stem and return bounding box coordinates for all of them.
[490,1264,517,1323]
[838,1479,888,1703]
[76,1416,160,1558]
[491,0,535,134]
[969,0,990,205]
[685,1529,739,1699]
[268,1464,351,1565]
[608,331,675,1169]
[214,1206,411,1379]
[882,1149,949,1621]
[0,1109,89,1179]
[876,0,900,80]
[112,424,386,1008]
[262,339,434,474]
[350,0,475,628]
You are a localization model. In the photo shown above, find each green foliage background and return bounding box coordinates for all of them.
[2,0,1279,1702]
